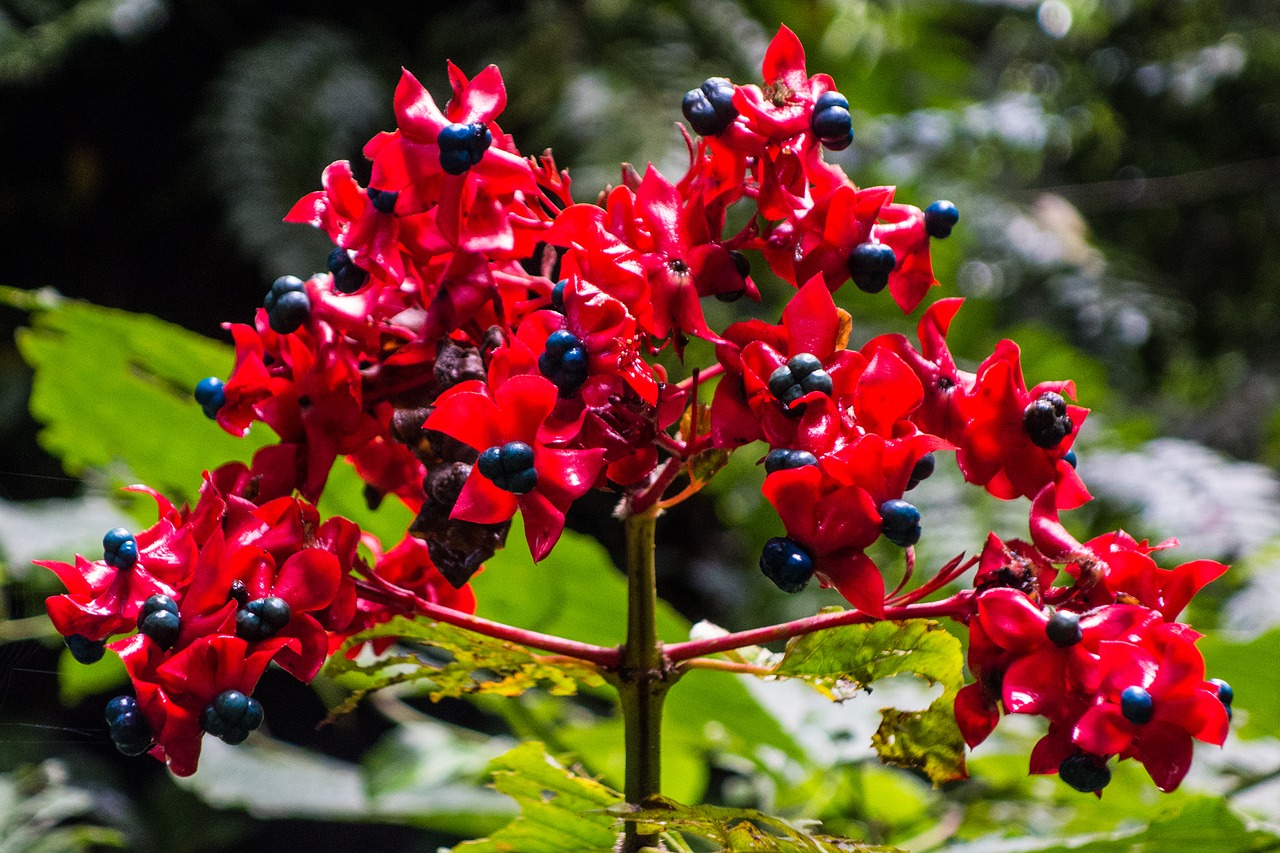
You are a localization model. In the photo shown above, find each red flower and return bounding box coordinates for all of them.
[1073,623,1229,791]
[423,374,606,561]
[117,634,288,777]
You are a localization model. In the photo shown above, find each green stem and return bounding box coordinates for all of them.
[620,506,670,852]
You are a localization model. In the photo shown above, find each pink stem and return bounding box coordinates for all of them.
[676,362,724,390]
[664,591,976,663]
[355,577,622,667]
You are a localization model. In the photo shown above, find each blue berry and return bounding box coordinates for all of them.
[1045,610,1082,647]
[1064,449,1078,468]
[814,92,850,113]
[264,275,310,335]
[924,200,960,239]
[104,695,137,726]
[811,105,852,144]
[477,441,538,494]
[906,452,936,490]
[327,247,369,294]
[109,706,153,756]
[682,77,738,137]
[1120,685,1155,724]
[103,527,138,569]
[105,696,151,756]
[137,594,181,650]
[194,376,226,419]
[550,279,568,312]
[811,91,853,150]
[200,689,265,745]
[65,633,105,664]
[1209,678,1234,706]
[366,186,398,214]
[847,242,897,294]
[766,353,834,407]
[879,499,922,547]
[235,596,292,642]
[1023,392,1074,449]
[538,330,590,396]
[763,448,819,474]
[437,122,492,175]
[1059,753,1111,793]
[760,537,815,593]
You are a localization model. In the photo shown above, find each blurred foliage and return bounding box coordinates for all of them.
[3,0,1280,851]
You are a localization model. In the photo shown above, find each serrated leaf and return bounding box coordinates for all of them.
[322,615,607,716]
[473,517,806,803]
[613,796,901,852]
[773,619,967,784]
[451,741,623,853]
[5,288,271,505]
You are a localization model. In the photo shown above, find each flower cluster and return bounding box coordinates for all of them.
[40,460,466,775]
[42,24,1230,791]
[953,488,1231,792]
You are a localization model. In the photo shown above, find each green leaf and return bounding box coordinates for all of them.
[947,797,1280,853]
[5,288,270,505]
[0,762,125,852]
[612,796,903,852]
[451,741,624,853]
[178,730,512,836]
[322,615,607,717]
[1199,627,1280,741]
[773,619,967,784]
[472,517,807,803]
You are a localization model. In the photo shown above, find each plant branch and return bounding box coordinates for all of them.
[675,657,774,676]
[664,591,976,663]
[354,576,621,667]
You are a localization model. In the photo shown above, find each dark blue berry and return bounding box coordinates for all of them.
[822,131,854,151]
[1064,449,1078,468]
[327,247,369,294]
[767,353,833,408]
[550,279,568,312]
[814,92,850,113]
[1023,392,1074,449]
[924,200,960,239]
[1120,685,1155,724]
[103,527,138,569]
[763,448,819,475]
[906,452,936,490]
[538,330,590,396]
[1045,610,1082,647]
[682,77,738,137]
[437,122,492,175]
[879,499,922,547]
[104,695,136,727]
[1059,753,1111,793]
[109,707,153,756]
[194,376,226,419]
[65,633,105,664]
[729,249,751,279]
[201,689,265,745]
[477,441,538,494]
[236,596,292,642]
[139,609,180,650]
[847,242,897,294]
[366,187,398,214]
[137,594,181,650]
[760,537,815,593]
[1210,678,1234,706]
[264,275,310,335]
[811,105,852,144]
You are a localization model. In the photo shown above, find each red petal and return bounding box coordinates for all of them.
[451,466,519,525]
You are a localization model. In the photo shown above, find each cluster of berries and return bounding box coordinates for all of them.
[40,25,1231,791]
[39,465,469,775]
